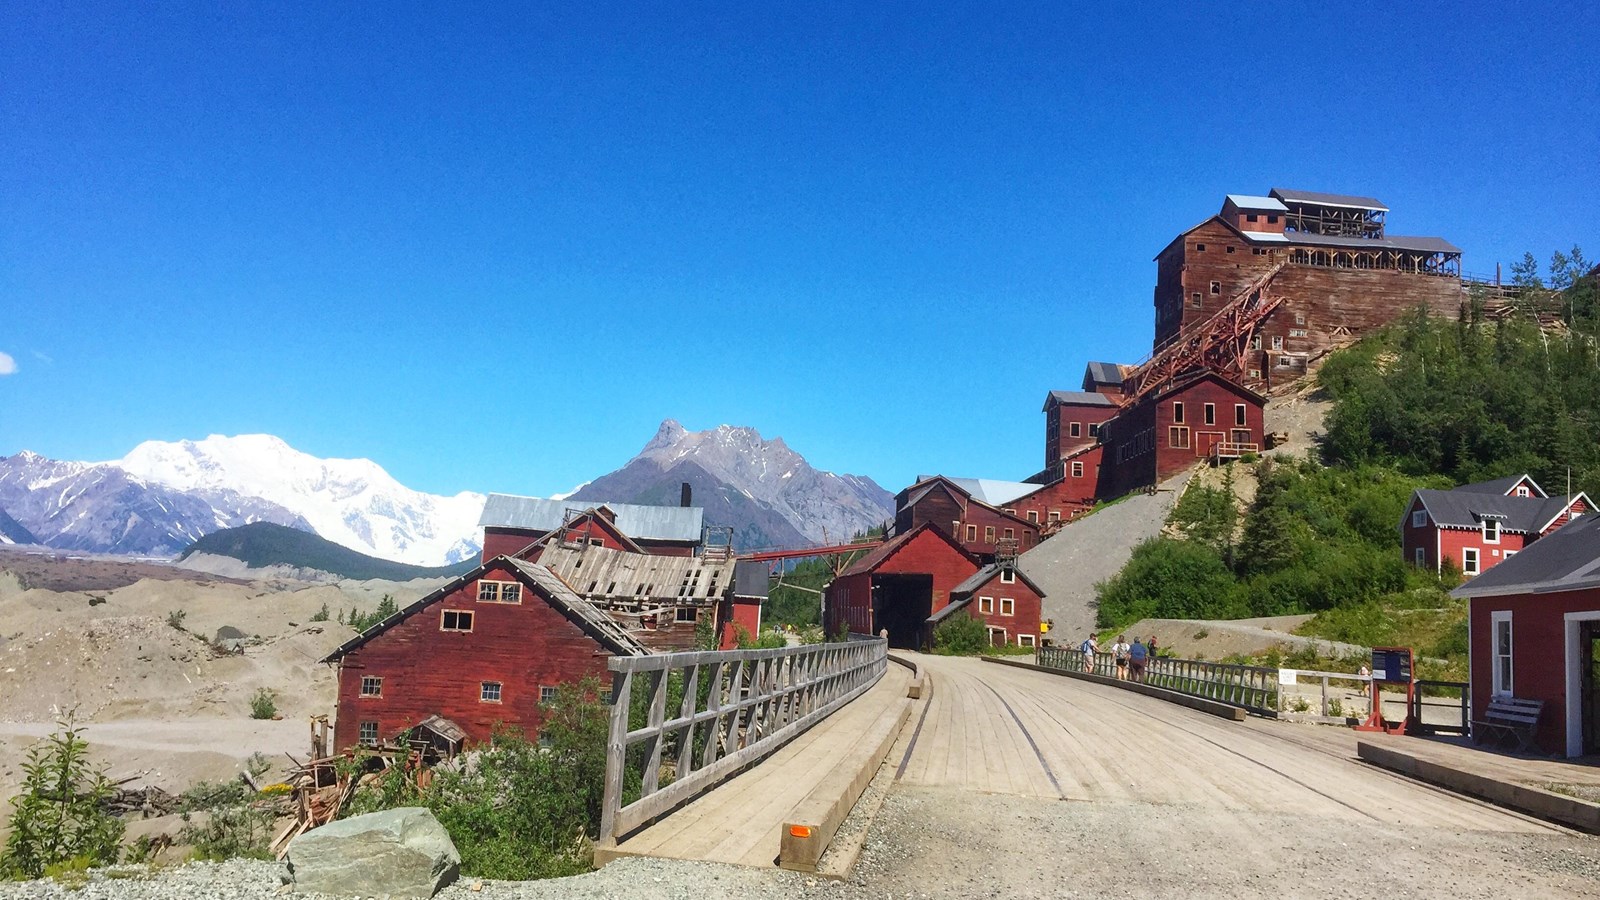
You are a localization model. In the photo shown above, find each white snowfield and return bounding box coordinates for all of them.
[112,434,484,567]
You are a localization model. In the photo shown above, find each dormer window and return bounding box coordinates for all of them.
[1482,519,1500,543]
[1515,486,1531,497]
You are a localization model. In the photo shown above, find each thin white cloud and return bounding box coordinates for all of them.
[0,352,16,376]
[30,350,51,364]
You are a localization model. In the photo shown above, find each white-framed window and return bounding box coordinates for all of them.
[539,685,557,705]
[1272,335,1284,350]
[1462,548,1480,575]
[1482,519,1500,543]
[1414,547,1425,566]
[1069,422,1082,438]
[1172,401,1185,424]
[1169,426,1190,449]
[481,681,503,703]
[1515,485,1531,497]
[966,524,977,541]
[1000,598,1015,616]
[441,610,474,632]
[978,596,994,614]
[1071,461,1084,478]
[985,526,996,542]
[1251,334,1263,351]
[1491,611,1513,696]
[986,626,1007,647]
[1003,527,1015,540]
[1234,404,1247,427]
[1001,569,1015,584]
[359,721,378,746]
[1048,511,1061,523]
[1204,403,1216,425]
[1210,280,1221,295]
[1027,510,1039,524]
[1412,509,1427,528]
[1017,633,1036,649]
[1089,423,1100,437]
[360,676,382,698]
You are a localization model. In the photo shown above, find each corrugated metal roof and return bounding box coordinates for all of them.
[1044,390,1118,411]
[1452,514,1600,598]
[949,562,1046,598]
[1224,194,1289,212]
[1269,187,1389,212]
[733,560,769,599]
[1083,362,1131,386]
[926,594,972,624]
[1239,230,1460,255]
[479,493,703,542]
[945,478,1040,507]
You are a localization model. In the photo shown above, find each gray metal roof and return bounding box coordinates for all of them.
[1411,488,1585,534]
[1456,474,1546,498]
[1044,390,1118,411]
[949,562,1046,598]
[733,560,769,599]
[1452,514,1600,599]
[944,478,1041,507]
[1269,187,1389,212]
[1224,194,1289,212]
[1083,362,1131,387]
[926,594,972,625]
[1239,230,1460,255]
[479,493,703,542]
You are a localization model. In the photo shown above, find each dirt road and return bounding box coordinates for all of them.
[851,654,1600,897]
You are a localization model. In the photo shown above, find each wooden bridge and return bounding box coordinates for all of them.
[590,643,1560,875]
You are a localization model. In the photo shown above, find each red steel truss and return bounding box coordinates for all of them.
[1120,260,1286,406]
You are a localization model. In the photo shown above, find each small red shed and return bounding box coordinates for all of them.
[323,555,645,752]
[1452,514,1600,757]
[932,562,1045,649]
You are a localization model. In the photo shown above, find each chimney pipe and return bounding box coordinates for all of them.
[680,482,692,508]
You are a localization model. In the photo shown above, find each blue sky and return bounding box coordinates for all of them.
[3,2,1597,497]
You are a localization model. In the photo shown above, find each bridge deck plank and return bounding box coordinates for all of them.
[607,662,912,868]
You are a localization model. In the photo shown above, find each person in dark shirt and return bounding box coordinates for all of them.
[1129,637,1148,681]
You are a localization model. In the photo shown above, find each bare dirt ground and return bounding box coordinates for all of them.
[0,553,444,841]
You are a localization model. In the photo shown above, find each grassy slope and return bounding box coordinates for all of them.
[178,522,476,581]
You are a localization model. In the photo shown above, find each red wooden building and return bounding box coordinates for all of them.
[1093,372,1266,498]
[930,562,1045,649]
[824,523,979,648]
[893,476,1040,560]
[478,493,704,560]
[322,555,646,751]
[1400,475,1591,578]
[1152,189,1463,389]
[1451,513,1600,756]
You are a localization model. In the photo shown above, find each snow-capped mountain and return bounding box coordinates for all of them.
[570,420,893,550]
[112,435,485,567]
[0,450,313,556]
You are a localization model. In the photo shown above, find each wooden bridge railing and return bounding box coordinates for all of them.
[1038,646,1282,716]
[597,638,888,846]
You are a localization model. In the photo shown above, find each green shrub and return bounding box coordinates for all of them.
[1094,537,1241,628]
[341,678,611,880]
[309,603,330,623]
[248,688,277,720]
[1,719,125,879]
[932,613,988,656]
[178,779,249,813]
[165,609,187,630]
[180,804,275,861]
[347,595,400,633]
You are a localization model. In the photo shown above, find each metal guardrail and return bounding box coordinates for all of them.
[597,638,888,845]
[1039,646,1282,716]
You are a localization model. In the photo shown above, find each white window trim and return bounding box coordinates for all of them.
[1000,598,1015,617]
[1482,519,1501,544]
[1563,611,1600,756]
[481,681,503,703]
[1000,569,1015,584]
[986,626,1008,646]
[360,676,383,698]
[1462,547,1480,576]
[1071,461,1084,478]
[1017,633,1036,649]
[978,596,994,614]
[442,609,474,632]
[1490,610,1512,697]
[1412,509,1427,528]
[1414,547,1425,566]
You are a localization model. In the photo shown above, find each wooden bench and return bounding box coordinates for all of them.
[1472,696,1544,752]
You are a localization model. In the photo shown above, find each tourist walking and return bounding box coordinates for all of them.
[1079,633,1098,673]
[1129,636,1148,681]
[1112,635,1131,679]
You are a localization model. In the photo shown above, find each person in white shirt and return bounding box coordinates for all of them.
[1112,635,1131,679]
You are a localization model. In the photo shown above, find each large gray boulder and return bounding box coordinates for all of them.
[286,807,460,898]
